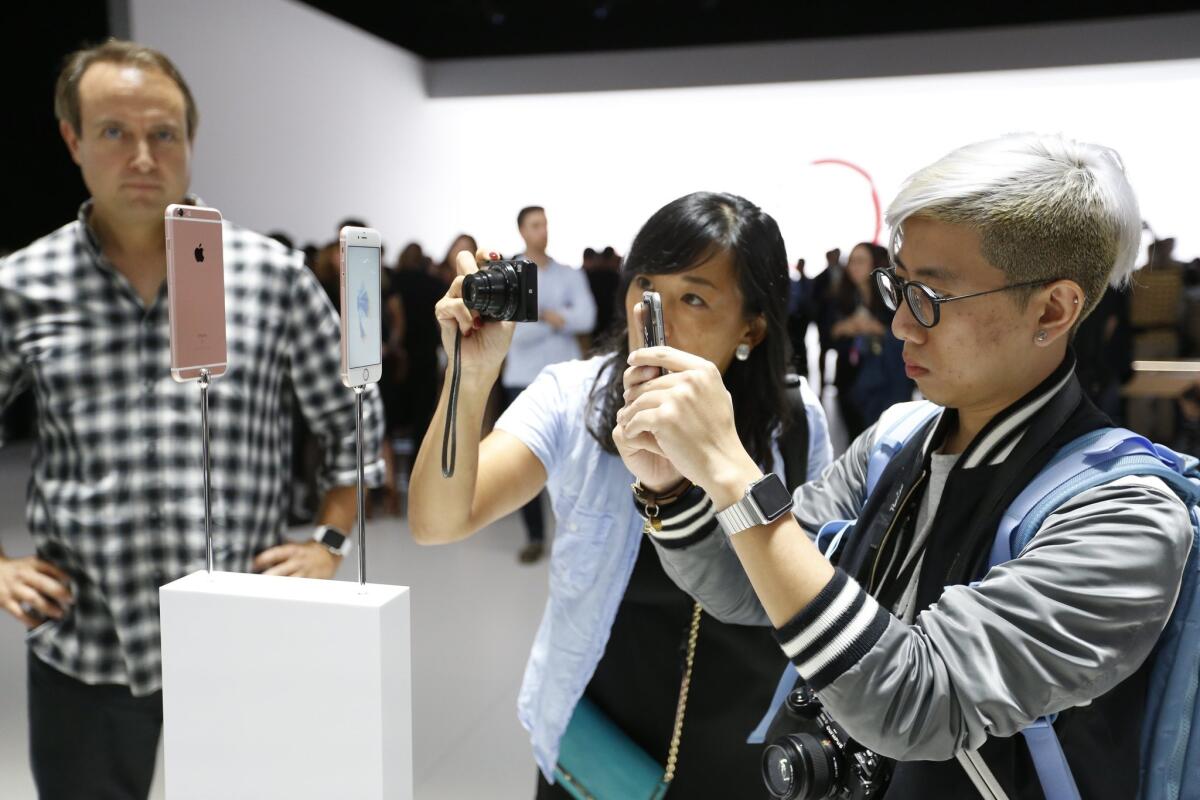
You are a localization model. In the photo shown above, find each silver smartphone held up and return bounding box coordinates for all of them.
[339,226,384,388]
[641,290,667,376]
[641,290,666,348]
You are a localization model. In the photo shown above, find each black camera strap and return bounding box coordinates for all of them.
[441,329,462,478]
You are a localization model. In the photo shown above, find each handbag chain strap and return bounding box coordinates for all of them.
[662,601,703,785]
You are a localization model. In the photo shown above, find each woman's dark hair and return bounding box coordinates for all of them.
[586,192,792,469]
[440,233,478,269]
[834,242,890,317]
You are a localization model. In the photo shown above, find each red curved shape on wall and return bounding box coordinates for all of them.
[811,159,883,245]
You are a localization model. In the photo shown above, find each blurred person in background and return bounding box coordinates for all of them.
[384,238,450,512]
[501,206,596,564]
[829,242,912,439]
[314,217,366,309]
[434,233,478,287]
[396,241,425,273]
[1074,285,1133,423]
[266,230,294,250]
[583,244,621,352]
[812,247,843,393]
[787,257,814,381]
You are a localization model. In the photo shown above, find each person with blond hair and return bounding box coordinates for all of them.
[620,134,1192,798]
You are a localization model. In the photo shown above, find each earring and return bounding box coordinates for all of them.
[1035,330,1048,343]
[1073,298,1080,305]
[735,343,751,361]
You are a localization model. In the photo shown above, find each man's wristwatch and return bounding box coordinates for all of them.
[715,473,794,536]
[312,525,353,557]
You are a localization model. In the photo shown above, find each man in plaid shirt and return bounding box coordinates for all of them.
[0,40,384,799]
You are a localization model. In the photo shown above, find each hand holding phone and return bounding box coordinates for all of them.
[339,226,383,388]
[165,204,228,382]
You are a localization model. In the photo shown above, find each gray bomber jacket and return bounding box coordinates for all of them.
[645,398,1192,765]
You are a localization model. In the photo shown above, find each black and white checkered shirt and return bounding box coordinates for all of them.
[0,201,384,695]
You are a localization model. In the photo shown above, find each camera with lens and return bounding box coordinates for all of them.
[762,684,891,800]
[462,258,538,322]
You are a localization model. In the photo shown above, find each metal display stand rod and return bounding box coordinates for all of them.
[200,369,214,575]
[354,386,367,589]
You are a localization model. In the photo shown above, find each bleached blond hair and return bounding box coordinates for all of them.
[885,133,1141,320]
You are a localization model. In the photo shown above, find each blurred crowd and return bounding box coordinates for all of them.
[4,217,1198,528]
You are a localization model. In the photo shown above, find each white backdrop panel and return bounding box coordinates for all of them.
[130,1,1200,268]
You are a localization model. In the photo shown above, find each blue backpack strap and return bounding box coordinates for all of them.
[807,402,942,562]
[748,665,802,745]
[1021,716,1082,800]
[995,428,1184,565]
[988,430,1200,800]
[865,401,942,497]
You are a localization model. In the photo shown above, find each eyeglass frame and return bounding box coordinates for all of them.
[871,267,1057,329]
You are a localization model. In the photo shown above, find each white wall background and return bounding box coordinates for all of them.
[131,0,1200,269]
[129,0,431,254]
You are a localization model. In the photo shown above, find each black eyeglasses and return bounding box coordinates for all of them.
[872,268,1053,329]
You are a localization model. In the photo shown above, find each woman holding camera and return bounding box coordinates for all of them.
[409,192,831,798]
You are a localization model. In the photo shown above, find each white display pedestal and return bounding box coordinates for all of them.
[159,571,412,800]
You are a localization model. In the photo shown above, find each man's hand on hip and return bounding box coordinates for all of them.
[252,541,341,579]
[0,556,73,628]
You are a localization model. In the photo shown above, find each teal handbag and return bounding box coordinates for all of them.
[553,603,702,800]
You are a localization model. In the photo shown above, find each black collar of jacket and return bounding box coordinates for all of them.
[837,350,1111,607]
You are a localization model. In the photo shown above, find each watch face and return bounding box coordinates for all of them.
[319,528,347,549]
[750,474,794,521]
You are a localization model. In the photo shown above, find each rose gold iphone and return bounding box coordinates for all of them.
[165,204,228,382]
[339,226,383,387]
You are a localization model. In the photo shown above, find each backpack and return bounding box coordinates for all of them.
[817,400,1200,800]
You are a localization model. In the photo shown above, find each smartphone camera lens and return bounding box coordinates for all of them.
[175,207,185,217]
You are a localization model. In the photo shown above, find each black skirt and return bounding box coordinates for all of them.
[537,534,788,799]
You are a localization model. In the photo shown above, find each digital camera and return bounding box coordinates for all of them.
[462,258,538,322]
[762,684,891,800]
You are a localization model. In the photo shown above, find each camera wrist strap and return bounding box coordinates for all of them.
[441,329,462,478]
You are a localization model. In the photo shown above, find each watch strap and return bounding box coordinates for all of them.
[716,493,767,536]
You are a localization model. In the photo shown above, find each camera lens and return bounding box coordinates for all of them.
[762,733,840,800]
[463,262,520,321]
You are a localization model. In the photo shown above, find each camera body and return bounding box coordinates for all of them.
[762,684,891,800]
[462,258,538,322]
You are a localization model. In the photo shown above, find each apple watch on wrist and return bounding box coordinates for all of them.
[312,524,352,557]
[715,473,794,536]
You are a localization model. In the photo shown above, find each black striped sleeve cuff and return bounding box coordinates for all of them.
[773,569,891,691]
[638,486,719,550]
